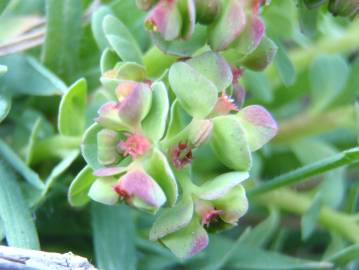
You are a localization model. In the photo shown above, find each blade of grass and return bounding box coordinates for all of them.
[248,147,359,197]
[0,161,40,249]
[91,203,137,270]
[0,138,44,190]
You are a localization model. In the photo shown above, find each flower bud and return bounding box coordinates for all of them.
[329,0,359,17]
[115,81,152,127]
[97,129,120,166]
[88,177,119,205]
[145,0,183,41]
[213,185,248,224]
[194,0,221,24]
[188,119,213,147]
[113,170,166,212]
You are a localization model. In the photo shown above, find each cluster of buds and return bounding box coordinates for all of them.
[139,0,277,72]
[70,1,278,258]
[304,0,359,18]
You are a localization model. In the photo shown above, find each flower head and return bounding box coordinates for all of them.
[171,142,193,169]
[118,133,151,159]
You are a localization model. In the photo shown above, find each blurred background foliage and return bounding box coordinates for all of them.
[0,0,359,269]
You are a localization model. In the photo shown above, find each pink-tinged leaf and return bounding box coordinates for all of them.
[145,0,182,41]
[95,101,129,131]
[237,105,278,151]
[231,15,265,57]
[150,195,193,240]
[93,167,127,177]
[116,81,152,127]
[161,218,209,258]
[88,177,119,205]
[113,170,166,211]
[213,185,248,224]
[208,0,246,51]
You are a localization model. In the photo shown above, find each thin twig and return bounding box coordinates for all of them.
[0,245,97,270]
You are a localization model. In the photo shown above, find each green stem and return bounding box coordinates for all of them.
[273,105,356,144]
[266,21,359,88]
[254,189,359,244]
[31,135,81,164]
[248,147,359,197]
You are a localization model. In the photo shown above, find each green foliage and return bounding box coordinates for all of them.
[1,0,359,269]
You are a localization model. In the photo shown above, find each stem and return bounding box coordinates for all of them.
[31,135,81,163]
[248,147,359,197]
[266,21,359,88]
[273,105,356,144]
[174,168,198,194]
[254,189,359,244]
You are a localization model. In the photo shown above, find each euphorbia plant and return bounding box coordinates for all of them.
[68,0,278,258]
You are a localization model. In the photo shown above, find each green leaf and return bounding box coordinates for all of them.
[263,0,296,38]
[227,244,332,269]
[144,148,178,207]
[240,209,280,248]
[309,54,349,112]
[0,162,40,249]
[210,115,252,171]
[0,64,7,75]
[25,118,42,165]
[198,172,249,200]
[241,36,278,71]
[301,192,322,240]
[81,123,103,169]
[103,15,143,64]
[169,61,218,118]
[150,195,193,240]
[163,99,191,141]
[273,41,296,86]
[68,166,97,207]
[0,139,44,190]
[0,93,11,123]
[41,150,79,200]
[151,25,207,57]
[42,0,83,80]
[92,203,137,270]
[58,78,87,136]
[91,5,113,50]
[100,48,120,74]
[186,51,233,92]
[0,0,9,14]
[142,82,170,142]
[242,70,273,103]
[327,244,359,267]
[0,54,66,96]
